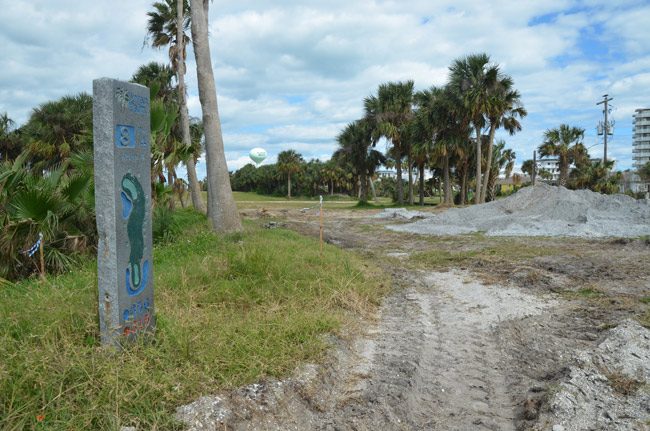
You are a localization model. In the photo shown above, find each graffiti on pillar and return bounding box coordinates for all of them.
[120,173,149,297]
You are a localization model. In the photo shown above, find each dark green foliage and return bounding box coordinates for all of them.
[364,81,415,204]
[0,151,95,280]
[568,160,622,194]
[21,93,93,171]
[131,62,176,102]
[335,119,385,203]
[0,112,22,162]
[230,159,331,198]
[230,163,259,192]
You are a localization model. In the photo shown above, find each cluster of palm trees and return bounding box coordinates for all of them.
[519,123,622,194]
[0,0,243,281]
[146,0,240,231]
[231,150,364,198]
[336,53,525,205]
[0,109,96,281]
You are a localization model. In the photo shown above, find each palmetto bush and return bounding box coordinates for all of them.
[0,151,96,281]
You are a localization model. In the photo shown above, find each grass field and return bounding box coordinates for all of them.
[0,209,387,430]
[193,191,442,210]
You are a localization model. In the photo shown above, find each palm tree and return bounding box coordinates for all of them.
[131,62,176,101]
[277,150,304,198]
[502,148,516,179]
[414,86,471,205]
[189,0,241,231]
[410,139,432,206]
[521,159,535,179]
[480,75,526,203]
[322,160,339,195]
[412,90,438,205]
[336,119,385,204]
[146,0,206,213]
[569,160,620,194]
[449,53,499,204]
[0,113,21,162]
[0,150,95,280]
[486,140,516,201]
[22,93,93,172]
[364,81,414,204]
[538,124,585,186]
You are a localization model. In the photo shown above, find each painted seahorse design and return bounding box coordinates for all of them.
[121,173,149,296]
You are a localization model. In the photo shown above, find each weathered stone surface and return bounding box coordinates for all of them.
[93,78,154,346]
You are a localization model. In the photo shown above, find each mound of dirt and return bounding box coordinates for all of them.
[387,184,650,237]
[373,208,430,220]
[534,320,650,431]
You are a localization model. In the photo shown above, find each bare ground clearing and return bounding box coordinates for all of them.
[177,206,650,431]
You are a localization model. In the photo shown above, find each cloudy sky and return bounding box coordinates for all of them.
[1,0,649,178]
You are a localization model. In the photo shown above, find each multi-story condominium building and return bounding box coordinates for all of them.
[537,158,561,182]
[632,108,650,193]
[535,157,604,184]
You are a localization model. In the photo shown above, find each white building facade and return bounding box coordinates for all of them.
[632,108,650,193]
[537,158,561,182]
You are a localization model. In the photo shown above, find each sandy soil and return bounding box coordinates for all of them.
[176,206,650,431]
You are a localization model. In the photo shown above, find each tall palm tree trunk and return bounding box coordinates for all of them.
[418,163,425,206]
[359,171,367,203]
[480,123,497,203]
[408,153,414,205]
[190,0,241,232]
[559,155,569,186]
[287,173,292,198]
[177,0,205,214]
[443,153,451,204]
[460,161,468,205]
[369,176,377,201]
[167,167,176,210]
[475,127,481,204]
[395,150,404,203]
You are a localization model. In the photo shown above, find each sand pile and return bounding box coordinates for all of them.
[373,208,429,220]
[536,320,650,430]
[386,184,650,237]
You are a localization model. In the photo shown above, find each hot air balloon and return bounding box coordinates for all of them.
[249,147,267,165]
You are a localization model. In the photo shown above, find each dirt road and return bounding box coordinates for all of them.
[177,208,650,431]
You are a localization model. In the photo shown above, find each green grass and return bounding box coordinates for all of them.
[409,239,556,270]
[200,191,441,211]
[0,209,387,430]
[575,287,604,298]
[231,191,289,202]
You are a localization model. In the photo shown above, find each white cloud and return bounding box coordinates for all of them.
[0,0,648,174]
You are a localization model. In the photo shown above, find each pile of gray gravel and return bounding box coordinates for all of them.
[386,184,650,238]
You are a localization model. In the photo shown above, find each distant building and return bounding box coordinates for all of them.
[376,169,397,179]
[535,157,603,184]
[632,108,650,193]
[537,158,562,182]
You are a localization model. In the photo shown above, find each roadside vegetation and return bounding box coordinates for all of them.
[0,209,387,429]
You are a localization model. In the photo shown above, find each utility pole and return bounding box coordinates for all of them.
[596,94,613,164]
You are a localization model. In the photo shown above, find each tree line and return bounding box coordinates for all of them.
[231,53,634,203]
[232,53,525,205]
[0,0,240,281]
